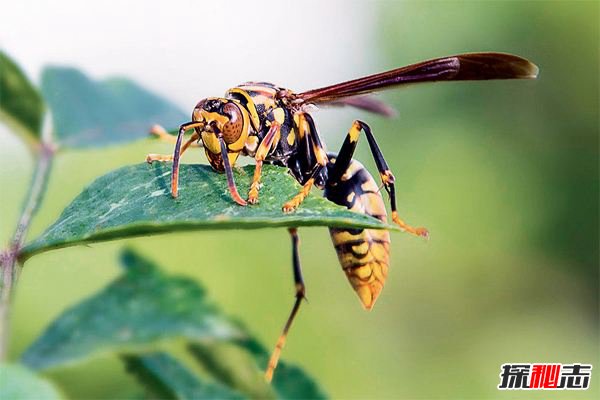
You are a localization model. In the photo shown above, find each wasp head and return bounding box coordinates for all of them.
[192,97,250,171]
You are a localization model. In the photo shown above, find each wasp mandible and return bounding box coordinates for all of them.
[147,52,538,381]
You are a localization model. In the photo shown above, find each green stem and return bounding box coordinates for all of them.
[0,139,55,361]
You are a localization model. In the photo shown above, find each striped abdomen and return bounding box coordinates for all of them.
[324,158,390,310]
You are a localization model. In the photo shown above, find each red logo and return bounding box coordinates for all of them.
[529,364,561,389]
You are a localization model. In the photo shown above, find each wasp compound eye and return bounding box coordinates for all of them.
[221,103,244,144]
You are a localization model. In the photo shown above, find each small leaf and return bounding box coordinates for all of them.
[123,353,244,400]
[40,67,187,148]
[188,343,276,399]
[0,363,62,400]
[187,319,326,399]
[188,337,326,399]
[22,164,394,259]
[233,337,327,400]
[22,249,243,370]
[0,51,45,147]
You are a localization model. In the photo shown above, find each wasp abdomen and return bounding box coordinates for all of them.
[325,158,391,310]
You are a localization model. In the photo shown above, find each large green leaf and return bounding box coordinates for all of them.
[0,51,45,146]
[123,353,244,400]
[21,249,243,370]
[22,249,326,398]
[40,67,187,147]
[0,363,62,400]
[22,163,394,259]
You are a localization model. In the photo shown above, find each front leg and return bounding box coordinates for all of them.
[247,122,280,204]
[149,124,203,147]
[217,133,247,206]
[146,131,200,163]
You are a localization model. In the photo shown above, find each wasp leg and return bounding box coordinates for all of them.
[265,228,305,383]
[149,124,203,147]
[282,113,328,213]
[171,121,205,198]
[146,131,200,163]
[217,134,247,206]
[248,122,280,204]
[146,153,174,163]
[281,172,320,213]
[332,120,428,238]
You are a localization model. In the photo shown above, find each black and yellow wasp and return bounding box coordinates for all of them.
[147,52,538,381]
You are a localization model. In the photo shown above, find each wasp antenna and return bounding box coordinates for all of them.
[171,121,205,198]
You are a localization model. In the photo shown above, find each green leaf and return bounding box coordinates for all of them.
[21,249,325,397]
[233,337,327,400]
[40,67,187,148]
[0,363,62,400]
[0,51,45,147]
[188,336,326,399]
[188,343,276,399]
[123,353,244,400]
[22,249,243,370]
[22,163,394,259]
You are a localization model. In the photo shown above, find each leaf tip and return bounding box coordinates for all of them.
[119,247,157,275]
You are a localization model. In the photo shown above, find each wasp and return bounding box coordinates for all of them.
[146,52,538,381]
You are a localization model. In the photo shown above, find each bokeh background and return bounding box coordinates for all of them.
[1,1,598,399]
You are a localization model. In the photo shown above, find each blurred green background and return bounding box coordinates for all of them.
[1,1,598,399]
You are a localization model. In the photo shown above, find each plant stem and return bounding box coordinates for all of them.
[0,138,55,361]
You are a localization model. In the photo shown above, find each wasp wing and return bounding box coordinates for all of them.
[297,52,538,104]
[325,95,397,117]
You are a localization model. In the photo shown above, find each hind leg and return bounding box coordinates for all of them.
[265,228,306,382]
[329,120,428,238]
